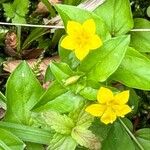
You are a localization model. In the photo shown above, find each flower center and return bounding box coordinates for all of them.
[75,30,91,48]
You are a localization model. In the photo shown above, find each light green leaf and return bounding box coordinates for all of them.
[102,122,135,150]
[3,0,29,23]
[0,121,54,145]
[32,81,67,112]
[69,105,93,129]
[48,134,77,150]
[0,128,25,150]
[50,61,74,84]
[34,91,84,113]
[112,47,150,90]
[4,61,44,125]
[71,126,101,150]
[130,18,150,52]
[135,128,150,150]
[79,35,130,82]
[42,111,74,134]
[3,3,15,18]
[79,87,97,101]
[94,0,133,36]
[55,4,110,41]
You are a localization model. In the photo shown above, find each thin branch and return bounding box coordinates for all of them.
[0,22,64,29]
[131,29,150,32]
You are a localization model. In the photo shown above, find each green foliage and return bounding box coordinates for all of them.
[112,47,150,90]
[130,18,150,52]
[135,128,150,149]
[1,0,150,149]
[4,61,44,125]
[3,0,29,23]
[0,128,25,150]
[79,35,130,82]
[94,0,134,36]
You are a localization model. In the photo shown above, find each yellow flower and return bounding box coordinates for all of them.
[61,19,102,60]
[85,87,132,125]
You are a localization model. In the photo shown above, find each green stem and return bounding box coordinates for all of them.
[118,118,144,150]
[17,26,21,52]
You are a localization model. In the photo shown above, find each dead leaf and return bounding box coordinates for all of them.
[3,56,59,77]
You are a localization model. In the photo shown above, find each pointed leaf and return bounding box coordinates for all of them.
[94,0,133,36]
[48,134,77,150]
[79,35,130,82]
[112,47,150,90]
[0,128,25,150]
[5,61,44,124]
[42,111,74,134]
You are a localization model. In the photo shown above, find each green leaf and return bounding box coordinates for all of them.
[25,143,44,150]
[13,0,29,17]
[50,61,74,84]
[4,61,44,125]
[79,35,130,82]
[130,18,150,52]
[3,3,15,18]
[90,118,112,141]
[94,0,133,36]
[0,121,54,145]
[71,126,101,150]
[3,0,29,23]
[135,128,150,150]
[48,134,77,150]
[0,91,6,102]
[79,87,97,101]
[44,65,55,82]
[42,111,74,134]
[128,89,139,115]
[55,4,110,41]
[112,47,150,90]
[33,91,84,113]
[41,0,56,17]
[32,81,67,112]
[0,128,25,150]
[102,121,135,150]
[22,28,50,50]
[69,105,93,129]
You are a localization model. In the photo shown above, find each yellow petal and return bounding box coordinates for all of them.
[114,91,129,104]
[74,48,89,60]
[90,35,103,50]
[97,87,114,104]
[82,19,96,34]
[61,36,75,50]
[67,21,82,35]
[113,104,132,117]
[100,108,117,124]
[85,104,106,117]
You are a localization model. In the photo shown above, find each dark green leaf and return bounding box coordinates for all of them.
[22,28,50,50]
[130,18,150,52]
[102,122,135,150]
[135,128,150,150]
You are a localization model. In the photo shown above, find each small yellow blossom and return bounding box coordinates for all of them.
[85,87,132,124]
[61,19,102,60]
